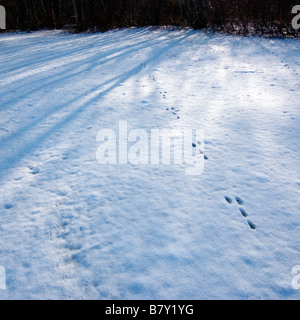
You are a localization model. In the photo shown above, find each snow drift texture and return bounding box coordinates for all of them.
[0,28,299,300]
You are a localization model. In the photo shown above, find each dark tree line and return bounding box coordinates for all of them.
[1,0,299,36]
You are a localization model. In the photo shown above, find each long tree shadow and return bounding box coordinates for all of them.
[0,34,174,150]
[0,31,170,111]
[0,30,153,107]
[0,28,151,75]
[0,30,195,182]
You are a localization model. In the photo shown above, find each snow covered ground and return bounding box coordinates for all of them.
[0,28,299,300]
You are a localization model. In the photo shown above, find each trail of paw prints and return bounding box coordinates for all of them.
[166,106,181,120]
[159,88,181,120]
[224,196,257,230]
[192,140,209,161]
[148,73,181,120]
[160,90,167,100]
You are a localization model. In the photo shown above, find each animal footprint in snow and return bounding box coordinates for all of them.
[240,208,248,217]
[235,197,244,205]
[28,166,40,175]
[225,196,233,204]
[225,196,256,230]
[247,220,256,230]
[192,143,207,159]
